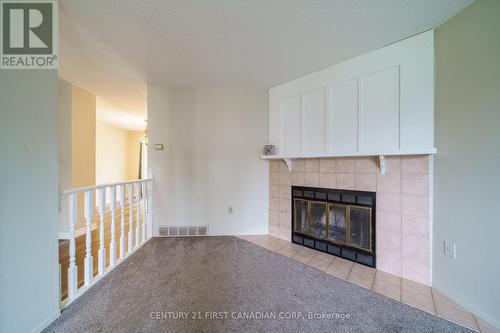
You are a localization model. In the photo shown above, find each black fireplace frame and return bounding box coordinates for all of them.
[291,186,376,267]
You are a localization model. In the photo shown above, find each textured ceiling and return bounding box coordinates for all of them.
[59,0,472,130]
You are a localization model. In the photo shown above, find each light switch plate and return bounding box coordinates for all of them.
[154,144,164,150]
[444,241,456,258]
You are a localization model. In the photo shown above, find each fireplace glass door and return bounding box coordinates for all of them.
[310,202,327,238]
[293,199,308,234]
[291,186,375,267]
[293,195,373,252]
[347,206,371,251]
[328,204,346,243]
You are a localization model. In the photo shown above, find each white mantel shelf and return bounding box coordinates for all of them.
[260,148,437,160]
[261,148,437,174]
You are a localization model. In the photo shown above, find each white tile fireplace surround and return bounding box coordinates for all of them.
[268,156,431,285]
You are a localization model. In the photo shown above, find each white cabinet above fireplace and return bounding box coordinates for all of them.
[265,30,436,159]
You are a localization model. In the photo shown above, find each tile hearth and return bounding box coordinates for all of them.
[237,235,498,333]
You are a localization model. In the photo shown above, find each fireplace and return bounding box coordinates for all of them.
[291,186,376,267]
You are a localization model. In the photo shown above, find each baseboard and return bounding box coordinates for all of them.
[59,223,97,240]
[475,312,500,331]
[58,232,69,240]
[434,286,500,330]
[30,311,60,333]
[209,232,268,237]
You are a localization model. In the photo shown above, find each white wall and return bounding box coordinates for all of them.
[71,85,96,188]
[96,121,129,183]
[58,79,72,233]
[434,0,500,328]
[96,121,143,184]
[126,130,143,180]
[148,86,269,235]
[0,71,59,332]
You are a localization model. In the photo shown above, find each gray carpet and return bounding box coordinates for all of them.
[44,237,473,333]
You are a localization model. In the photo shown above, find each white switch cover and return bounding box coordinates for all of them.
[444,241,456,258]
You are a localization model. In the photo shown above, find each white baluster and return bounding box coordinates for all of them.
[127,183,134,254]
[67,193,78,299]
[119,184,126,260]
[97,188,106,276]
[84,190,94,286]
[109,186,117,267]
[135,182,141,248]
[141,182,147,244]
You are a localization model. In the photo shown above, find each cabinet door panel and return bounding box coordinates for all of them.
[302,88,326,154]
[281,96,302,155]
[359,67,399,152]
[329,79,358,154]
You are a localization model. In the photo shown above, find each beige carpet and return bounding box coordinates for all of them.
[44,237,474,332]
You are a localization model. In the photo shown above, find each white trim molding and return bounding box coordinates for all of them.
[58,223,97,240]
[30,311,60,333]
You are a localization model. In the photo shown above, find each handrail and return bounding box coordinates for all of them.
[62,178,152,195]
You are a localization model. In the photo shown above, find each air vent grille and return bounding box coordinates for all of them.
[158,225,208,237]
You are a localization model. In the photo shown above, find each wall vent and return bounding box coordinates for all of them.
[158,225,208,237]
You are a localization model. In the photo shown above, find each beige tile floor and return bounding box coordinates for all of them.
[237,235,499,333]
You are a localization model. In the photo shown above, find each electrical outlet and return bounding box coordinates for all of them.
[443,241,456,258]
[228,206,233,214]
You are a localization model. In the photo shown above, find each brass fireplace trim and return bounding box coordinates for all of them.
[293,198,373,253]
